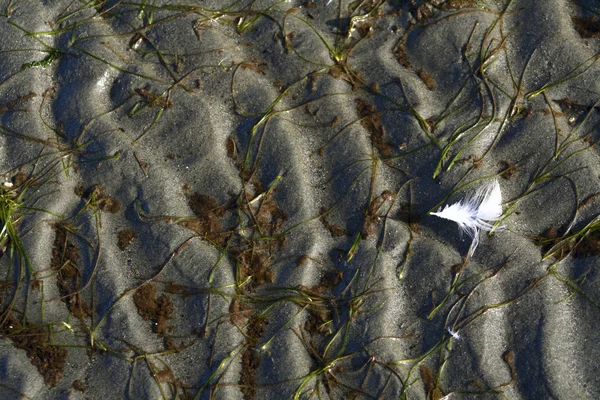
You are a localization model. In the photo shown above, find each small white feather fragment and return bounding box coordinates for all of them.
[431,179,503,256]
[447,327,461,341]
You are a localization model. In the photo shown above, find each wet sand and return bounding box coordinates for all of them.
[0,0,599,398]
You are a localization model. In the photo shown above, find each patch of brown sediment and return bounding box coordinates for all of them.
[226,136,238,160]
[416,69,436,90]
[498,160,518,180]
[12,171,29,188]
[0,92,36,112]
[440,0,478,10]
[362,213,379,239]
[71,379,86,392]
[240,314,267,400]
[319,207,346,237]
[234,188,290,292]
[179,192,230,247]
[420,364,442,400]
[117,229,135,250]
[405,0,478,25]
[229,298,252,327]
[240,60,268,74]
[534,224,600,260]
[329,64,367,92]
[1,313,67,386]
[572,16,600,38]
[51,224,91,319]
[391,17,437,91]
[535,226,560,256]
[393,31,412,69]
[502,350,516,385]
[133,87,173,109]
[398,202,422,233]
[77,185,121,213]
[150,361,188,396]
[552,98,600,127]
[235,250,274,291]
[319,270,343,290]
[414,3,434,25]
[355,98,394,157]
[456,154,483,169]
[573,231,600,258]
[133,283,174,335]
[577,192,600,212]
[304,267,343,336]
[252,190,289,243]
[296,254,310,268]
[362,190,397,239]
[231,177,289,395]
[30,279,42,291]
[304,305,333,337]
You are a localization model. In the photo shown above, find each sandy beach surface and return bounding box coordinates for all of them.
[0,0,599,398]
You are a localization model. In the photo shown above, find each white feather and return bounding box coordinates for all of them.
[447,327,461,341]
[431,179,503,256]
